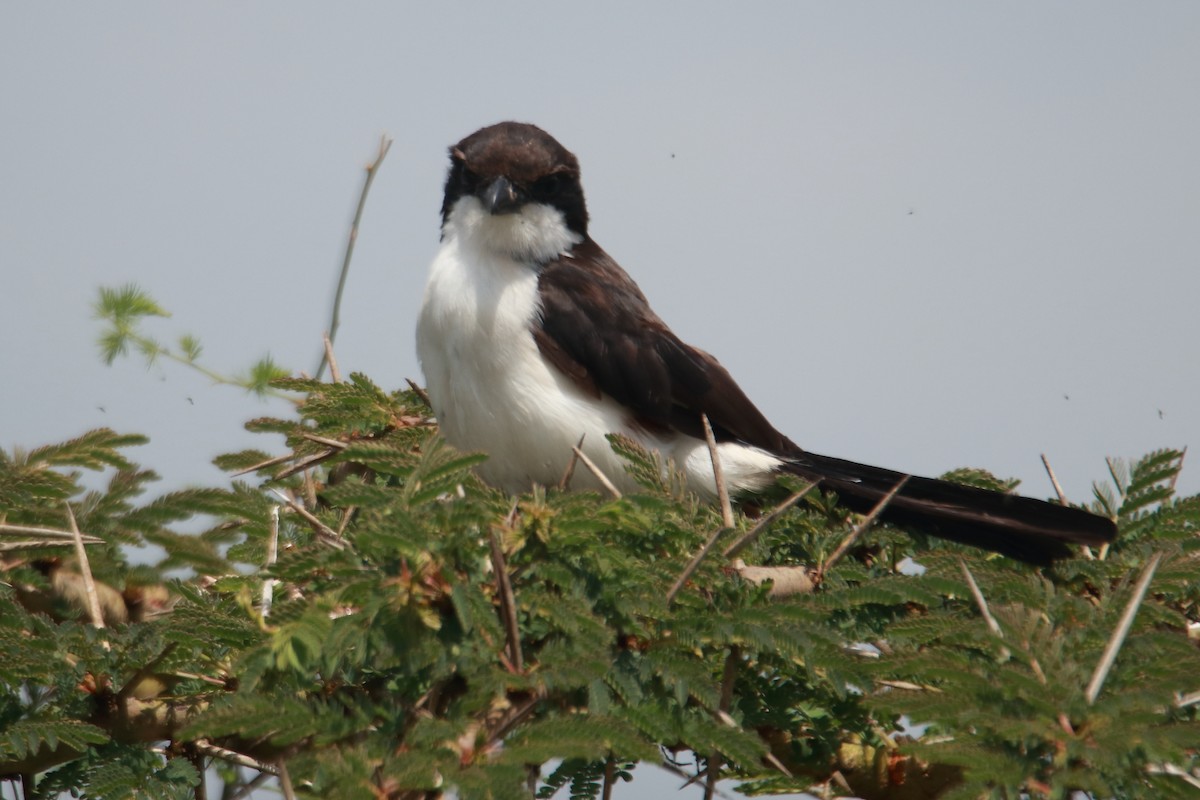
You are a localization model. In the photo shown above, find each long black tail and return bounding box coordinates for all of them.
[783,451,1117,565]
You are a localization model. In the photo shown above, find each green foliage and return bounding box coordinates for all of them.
[2,371,1198,800]
[94,284,292,397]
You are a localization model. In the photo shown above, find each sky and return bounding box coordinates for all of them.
[3,3,1199,797]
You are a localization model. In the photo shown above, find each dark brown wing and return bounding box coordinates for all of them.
[534,239,794,452]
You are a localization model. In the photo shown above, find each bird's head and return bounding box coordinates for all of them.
[440,122,588,262]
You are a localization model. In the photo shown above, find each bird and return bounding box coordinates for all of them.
[416,122,1116,564]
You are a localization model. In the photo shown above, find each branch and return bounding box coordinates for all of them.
[315,134,393,380]
[488,525,523,672]
[666,524,731,605]
[571,446,622,499]
[722,484,817,559]
[701,414,734,529]
[65,504,104,631]
[820,476,909,576]
[1039,453,1069,505]
[1086,552,1163,705]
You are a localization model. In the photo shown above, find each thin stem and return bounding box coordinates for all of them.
[722,484,817,559]
[701,414,734,529]
[1086,552,1163,705]
[316,135,393,379]
[1039,453,1069,505]
[821,476,909,575]
[572,446,622,499]
[64,504,104,630]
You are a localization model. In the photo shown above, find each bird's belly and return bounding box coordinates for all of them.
[416,246,783,497]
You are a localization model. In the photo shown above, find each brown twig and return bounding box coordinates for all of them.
[705,647,741,800]
[191,740,277,775]
[226,771,273,800]
[701,414,734,529]
[1086,552,1163,705]
[232,451,298,477]
[959,560,1002,636]
[268,489,346,550]
[405,377,433,410]
[271,449,342,482]
[322,332,342,383]
[0,539,103,552]
[0,523,103,541]
[601,757,617,800]
[820,476,909,576]
[558,434,587,490]
[1039,453,1069,505]
[64,504,105,630]
[959,560,1027,673]
[488,528,523,672]
[299,432,349,450]
[666,524,731,605]
[276,758,297,800]
[722,484,817,559]
[315,134,392,380]
[572,446,622,499]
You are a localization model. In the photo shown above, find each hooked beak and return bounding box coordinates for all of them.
[481,175,525,215]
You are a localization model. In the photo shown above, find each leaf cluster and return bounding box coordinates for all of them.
[2,373,1197,800]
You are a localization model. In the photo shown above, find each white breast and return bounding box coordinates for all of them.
[416,197,783,498]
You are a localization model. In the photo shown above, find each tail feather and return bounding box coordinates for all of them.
[784,451,1117,565]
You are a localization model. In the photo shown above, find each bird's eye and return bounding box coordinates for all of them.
[533,173,563,196]
[459,166,480,189]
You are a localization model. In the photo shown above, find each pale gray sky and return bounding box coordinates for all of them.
[2,3,1199,794]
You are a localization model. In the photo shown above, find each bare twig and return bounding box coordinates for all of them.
[271,449,342,482]
[713,708,792,778]
[820,477,909,575]
[558,434,587,490]
[666,525,731,606]
[572,446,622,499]
[64,504,104,630]
[0,539,103,552]
[488,529,523,672]
[276,758,297,800]
[232,451,298,477]
[191,740,277,775]
[1039,453,1069,505]
[0,523,102,541]
[261,505,280,618]
[299,432,349,450]
[1086,552,1163,705]
[1146,762,1200,790]
[701,414,734,529]
[705,647,741,800]
[959,560,1003,636]
[226,771,273,800]
[268,489,346,550]
[315,134,393,380]
[960,560,1027,673]
[405,378,433,410]
[601,757,616,800]
[722,484,817,559]
[322,332,342,383]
